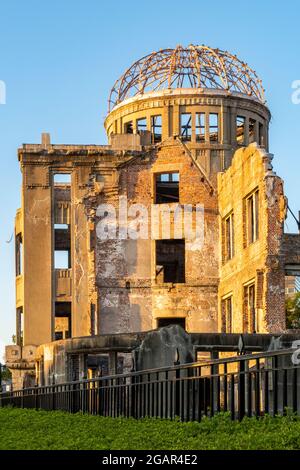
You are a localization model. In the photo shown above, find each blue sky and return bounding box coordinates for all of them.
[0,0,300,361]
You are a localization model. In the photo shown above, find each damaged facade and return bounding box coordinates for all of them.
[5,45,300,389]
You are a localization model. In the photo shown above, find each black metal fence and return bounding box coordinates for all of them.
[1,349,300,421]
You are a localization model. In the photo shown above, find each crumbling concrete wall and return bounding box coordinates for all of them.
[95,139,219,334]
[218,144,287,333]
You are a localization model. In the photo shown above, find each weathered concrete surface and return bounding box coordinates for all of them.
[133,325,194,370]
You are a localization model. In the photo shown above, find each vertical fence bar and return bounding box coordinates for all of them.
[223,363,228,412]
[254,359,260,417]
[238,359,246,421]
[230,373,235,420]
[273,355,278,417]
[292,367,298,413]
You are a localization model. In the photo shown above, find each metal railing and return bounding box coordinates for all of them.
[1,349,300,421]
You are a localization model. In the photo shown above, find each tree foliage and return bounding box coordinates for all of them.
[286,292,300,329]
[0,366,12,382]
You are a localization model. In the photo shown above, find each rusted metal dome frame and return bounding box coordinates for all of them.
[108,45,265,112]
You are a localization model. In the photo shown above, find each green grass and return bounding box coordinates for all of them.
[1,407,300,450]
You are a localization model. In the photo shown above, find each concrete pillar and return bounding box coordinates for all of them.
[230,107,236,147]
[162,105,169,140]
[255,120,259,145]
[205,112,210,143]
[173,104,180,136]
[191,111,196,143]
[244,116,249,146]
[108,351,118,376]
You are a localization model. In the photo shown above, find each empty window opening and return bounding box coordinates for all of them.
[285,269,300,329]
[156,239,185,283]
[16,307,24,346]
[236,116,246,144]
[54,250,70,269]
[221,296,233,333]
[55,225,70,252]
[180,113,192,141]
[196,112,206,142]
[54,224,69,230]
[86,355,124,378]
[259,122,265,146]
[209,113,219,143]
[15,233,23,276]
[53,173,71,185]
[155,172,179,204]
[55,302,71,340]
[245,189,259,245]
[249,118,256,144]
[151,115,162,143]
[224,212,234,262]
[157,317,186,330]
[124,121,133,134]
[243,283,257,333]
[54,201,70,226]
[137,117,147,134]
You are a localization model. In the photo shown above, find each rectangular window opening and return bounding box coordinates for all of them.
[124,121,133,134]
[54,250,70,269]
[259,122,265,146]
[15,233,23,276]
[137,117,147,134]
[151,115,162,143]
[55,224,70,253]
[209,113,219,143]
[156,239,185,283]
[16,307,24,346]
[243,283,257,333]
[224,213,234,262]
[180,113,192,141]
[53,173,71,185]
[236,116,246,145]
[221,296,233,333]
[155,172,179,204]
[196,112,206,142]
[249,118,256,144]
[55,302,71,340]
[54,224,69,230]
[246,189,259,245]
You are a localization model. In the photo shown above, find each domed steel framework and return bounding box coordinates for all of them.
[108,45,265,111]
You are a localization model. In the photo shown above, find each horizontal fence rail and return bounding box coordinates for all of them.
[1,349,300,421]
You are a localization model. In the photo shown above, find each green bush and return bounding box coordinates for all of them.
[0,407,300,450]
[286,292,300,329]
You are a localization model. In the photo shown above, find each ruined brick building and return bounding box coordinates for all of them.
[5,45,300,388]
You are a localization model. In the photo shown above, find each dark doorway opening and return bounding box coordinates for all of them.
[157,317,186,330]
